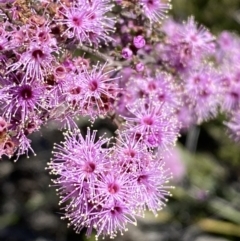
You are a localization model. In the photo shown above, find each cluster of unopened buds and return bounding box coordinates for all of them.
[0,0,240,239]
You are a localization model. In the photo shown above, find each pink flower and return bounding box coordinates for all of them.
[7,43,55,82]
[123,100,180,150]
[58,0,115,46]
[139,0,171,22]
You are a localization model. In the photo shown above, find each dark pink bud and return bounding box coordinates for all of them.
[3,140,15,157]
[54,65,67,79]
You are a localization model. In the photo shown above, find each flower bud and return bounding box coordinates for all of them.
[133,35,146,49]
[136,62,144,72]
[122,48,133,59]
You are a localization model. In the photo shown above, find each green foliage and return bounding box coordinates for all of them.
[172,0,240,34]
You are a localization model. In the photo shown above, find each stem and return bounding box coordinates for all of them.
[186,125,200,153]
[77,45,130,70]
[0,6,12,22]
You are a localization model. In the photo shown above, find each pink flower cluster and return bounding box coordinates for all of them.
[48,128,172,239]
[0,0,240,239]
[216,31,240,140]
[0,0,118,158]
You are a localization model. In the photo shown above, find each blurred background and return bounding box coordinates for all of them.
[1,0,240,241]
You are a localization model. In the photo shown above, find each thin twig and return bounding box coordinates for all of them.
[0,6,12,22]
[77,45,129,69]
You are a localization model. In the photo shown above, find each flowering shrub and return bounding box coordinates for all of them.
[0,0,240,239]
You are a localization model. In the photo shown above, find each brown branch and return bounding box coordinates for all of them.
[77,45,130,70]
[0,6,12,22]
